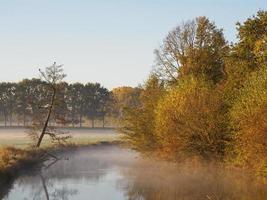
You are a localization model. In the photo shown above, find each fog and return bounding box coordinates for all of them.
[3,144,267,200]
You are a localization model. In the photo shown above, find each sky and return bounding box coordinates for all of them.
[0,0,266,89]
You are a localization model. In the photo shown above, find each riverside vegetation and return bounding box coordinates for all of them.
[121,11,267,179]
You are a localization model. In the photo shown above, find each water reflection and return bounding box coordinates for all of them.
[2,144,267,200]
[3,144,137,200]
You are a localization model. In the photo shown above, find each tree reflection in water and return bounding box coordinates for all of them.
[23,156,78,200]
[3,144,137,200]
[29,173,78,200]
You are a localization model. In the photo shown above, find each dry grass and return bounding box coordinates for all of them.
[0,127,122,185]
[0,146,40,186]
[0,127,121,148]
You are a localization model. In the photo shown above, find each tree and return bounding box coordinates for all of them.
[81,83,110,128]
[52,82,69,126]
[0,83,9,126]
[224,11,267,106]
[34,62,67,148]
[233,10,267,70]
[66,83,85,127]
[0,83,17,126]
[121,75,165,152]
[16,80,29,126]
[154,17,228,84]
[16,79,43,126]
[230,67,267,175]
[110,86,142,119]
[155,77,230,161]
[94,85,110,128]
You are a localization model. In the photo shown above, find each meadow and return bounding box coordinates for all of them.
[0,127,121,148]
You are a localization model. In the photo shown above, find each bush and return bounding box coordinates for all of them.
[155,77,230,161]
[230,67,267,175]
[121,75,165,153]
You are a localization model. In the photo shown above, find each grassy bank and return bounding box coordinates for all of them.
[0,147,41,185]
[0,127,122,189]
[0,127,121,148]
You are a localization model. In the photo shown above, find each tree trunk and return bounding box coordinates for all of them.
[79,115,82,127]
[72,112,75,127]
[92,117,94,128]
[9,112,12,126]
[40,175,50,200]
[36,89,56,148]
[23,112,26,126]
[102,115,105,128]
[4,111,7,127]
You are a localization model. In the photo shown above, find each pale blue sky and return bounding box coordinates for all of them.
[0,0,266,89]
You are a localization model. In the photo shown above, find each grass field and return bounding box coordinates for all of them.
[0,127,121,148]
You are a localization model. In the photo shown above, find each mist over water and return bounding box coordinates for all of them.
[122,159,267,200]
[2,144,267,200]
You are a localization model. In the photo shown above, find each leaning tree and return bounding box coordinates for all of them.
[30,62,69,148]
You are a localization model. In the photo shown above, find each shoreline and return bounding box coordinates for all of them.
[0,140,122,190]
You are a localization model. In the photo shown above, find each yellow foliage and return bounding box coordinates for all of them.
[121,75,165,152]
[155,77,230,161]
[231,67,267,175]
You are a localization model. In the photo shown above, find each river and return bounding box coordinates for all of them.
[2,144,267,200]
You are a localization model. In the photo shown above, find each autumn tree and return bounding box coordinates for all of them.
[233,10,267,70]
[156,77,230,161]
[224,11,267,105]
[110,86,142,119]
[230,67,267,174]
[121,75,165,152]
[120,16,232,162]
[154,16,228,84]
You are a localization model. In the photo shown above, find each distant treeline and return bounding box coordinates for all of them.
[119,11,267,177]
[0,79,113,127]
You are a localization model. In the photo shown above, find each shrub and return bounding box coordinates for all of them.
[230,67,267,175]
[155,77,230,161]
[121,75,165,153]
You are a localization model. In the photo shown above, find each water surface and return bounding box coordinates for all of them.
[2,144,267,200]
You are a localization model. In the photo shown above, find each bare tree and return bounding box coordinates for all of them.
[31,62,68,148]
[154,17,227,84]
[154,19,196,82]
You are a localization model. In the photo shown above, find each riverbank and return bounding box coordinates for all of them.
[0,127,121,187]
[0,140,122,196]
[0,147,40,187]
